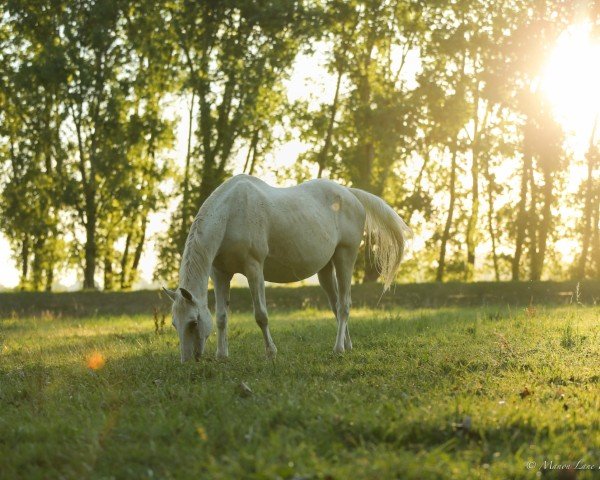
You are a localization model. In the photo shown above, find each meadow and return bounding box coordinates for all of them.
[1,289,600,479]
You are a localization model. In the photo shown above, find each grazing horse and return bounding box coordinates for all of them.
[163,174,411,362]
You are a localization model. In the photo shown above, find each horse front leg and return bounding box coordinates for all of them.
[212,268,233,359]
[246,261,277,358]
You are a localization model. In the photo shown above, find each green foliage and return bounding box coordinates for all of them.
[155,0,319,281]
[0,1,68,290]
[297,0,597,284]
[1,0,174,290]
[1,0,599,289]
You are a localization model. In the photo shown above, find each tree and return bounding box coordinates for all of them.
[2,0,174,290]
[57,0,174,289]
[292,0,426,282]
[418,0,529,282]
[0,0,68,290]
[497,3,572,280]
[575,114,599,279]
[155,0,317,283]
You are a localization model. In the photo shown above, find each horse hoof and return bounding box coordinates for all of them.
[266,344,278,359]
[333,345,345,354]
[216,351,229,359]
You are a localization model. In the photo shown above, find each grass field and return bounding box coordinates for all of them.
[1,301,600,479]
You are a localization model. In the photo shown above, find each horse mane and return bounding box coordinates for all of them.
[179,213,211,289]
[177,180,233,293]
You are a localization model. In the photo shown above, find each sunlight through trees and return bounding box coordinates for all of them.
[0,0,598,290]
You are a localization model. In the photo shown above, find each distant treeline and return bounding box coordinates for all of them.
[0,1,598,291]
[0,281,598,318]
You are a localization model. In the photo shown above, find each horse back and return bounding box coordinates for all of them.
[206,175,367,279]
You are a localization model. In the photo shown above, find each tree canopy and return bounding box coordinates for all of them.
[0,0,598,290]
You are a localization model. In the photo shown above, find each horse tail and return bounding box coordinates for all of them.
[349,188,413,291]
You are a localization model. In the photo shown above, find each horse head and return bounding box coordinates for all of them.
[163,287,212,362]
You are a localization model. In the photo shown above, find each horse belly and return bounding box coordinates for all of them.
[262,253,331,283]
[262,229,337,283]
[262,202,341,283]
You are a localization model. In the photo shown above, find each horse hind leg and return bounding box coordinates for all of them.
[318,261,338,318]
[332,246,357,353]
[246,261,277,358]
[344,314,353,350]
[318,261,352,350]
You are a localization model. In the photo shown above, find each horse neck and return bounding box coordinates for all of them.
[178,226,215,304]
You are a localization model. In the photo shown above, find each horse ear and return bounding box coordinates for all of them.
[162,287,177,302]
[179,287,196,305]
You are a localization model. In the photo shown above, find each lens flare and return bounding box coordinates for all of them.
[87,352,106,370]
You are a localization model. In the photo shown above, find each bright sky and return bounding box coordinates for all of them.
[0,24,598,289]
[540,22,600,158]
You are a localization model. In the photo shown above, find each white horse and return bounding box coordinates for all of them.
[163,174,411,362]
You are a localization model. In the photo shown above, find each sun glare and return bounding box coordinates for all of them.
[540,22,600,157]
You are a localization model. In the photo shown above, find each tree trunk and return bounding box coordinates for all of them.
[83,208,97,289]
[31,236,45,291]
[576,159,594,279]
[180,92,195,251]
[104,243,114,291]
[405,150,430,225]
[512,151,532,280]
[533,169,553,280]
[465,137,480,281]
[196,155,220,210]
[484,157,500,281]
[528,163,539,280]
[436,145,458,282]
[591,192,600,278]
[465,93,487,281]
[242,129,259,173]
[20,236,29,291]
[247,131,260,176]
[120,232,131,289]
[45,260,54,292]
[575,115,598,279]
[357,141,375,190]
[129,215,148,287]
[73,103,97,290]
[356,46,377,284]
[363,251,380,283]
[195,68,223,210]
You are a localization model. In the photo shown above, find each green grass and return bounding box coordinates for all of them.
[1,304,600,479]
